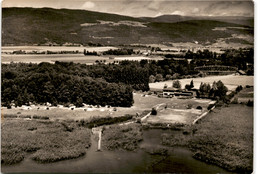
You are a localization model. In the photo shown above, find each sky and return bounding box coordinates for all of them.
[1,0,254,17]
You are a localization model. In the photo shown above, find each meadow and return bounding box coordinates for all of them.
[2,93,213,125]
[1,46,117,53]
[1,53,161,64]
[234,86,254,103]
[150,74,254,91]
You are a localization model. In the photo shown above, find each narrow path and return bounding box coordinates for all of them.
[192,105,216,125]
[92,127,103,151]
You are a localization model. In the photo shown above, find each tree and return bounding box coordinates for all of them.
[214,80,228,99]
[185,84,190,90]
[151,108,157,115]
[75,97,84,107]
[172,73,180,79]
[185,80,194,90]
[155,74,163,82]
[190,80,194,89]
[165,74,172,80]
[149,75,155,83]
[172,80,181,89]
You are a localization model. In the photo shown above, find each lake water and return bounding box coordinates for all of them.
[2,129,234,173]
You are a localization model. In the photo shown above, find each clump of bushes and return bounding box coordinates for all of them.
[247,100,253,107]
[231,97,239,104]
[151,108,157,115]
[78,115,133,128]
[32,115,49,120]
[236,85,243,93]
[31,148,86,163]
[3,114,18,118]
[20,115,32,119]
[102,124,143,151]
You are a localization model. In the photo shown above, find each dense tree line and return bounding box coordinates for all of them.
[144,59,199,82]
[83,49,98,55]
[86,61,149,91]
[1,62,133,107]
[185,48,253,71]
[102,48,134,55]
[163,48,253,75]
[196,80,228,100]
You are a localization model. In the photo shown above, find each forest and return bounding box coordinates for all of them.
[1,62,135,107]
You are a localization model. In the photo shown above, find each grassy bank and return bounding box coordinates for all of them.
[190,104,253,173]
[1,119,91,164]
[160,104,253,173]
[102,124,143,151]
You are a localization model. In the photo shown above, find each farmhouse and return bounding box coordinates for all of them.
[163,87,179,97]
[162,87,193,98]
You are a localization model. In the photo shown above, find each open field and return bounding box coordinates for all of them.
[1,54,111,64]
[1,119,91,165]
[149,74,254,91]
[1,54,162,64]
[235,86,254,103]
[2,94,212,125]
[1,46,117,53]
[147,108,203,125]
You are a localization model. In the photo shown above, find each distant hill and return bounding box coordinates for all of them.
[144,15,253,27]
[2,8,254,46]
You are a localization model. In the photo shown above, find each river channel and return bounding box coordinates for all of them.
[2,129,234,173]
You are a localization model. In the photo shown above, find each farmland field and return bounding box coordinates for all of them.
[1,54,160,64]
[1,54,110,64]
[1,46,117,53]
[150,74,254,91]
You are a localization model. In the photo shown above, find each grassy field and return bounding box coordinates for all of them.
[1,46,117,53]
[146,108,203,125]
[150,75,254,91]
[2,93,212,124]
[235,86,254,103]
[1,54,161,64]
[1,119,91,164]
[2,54,111,64]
